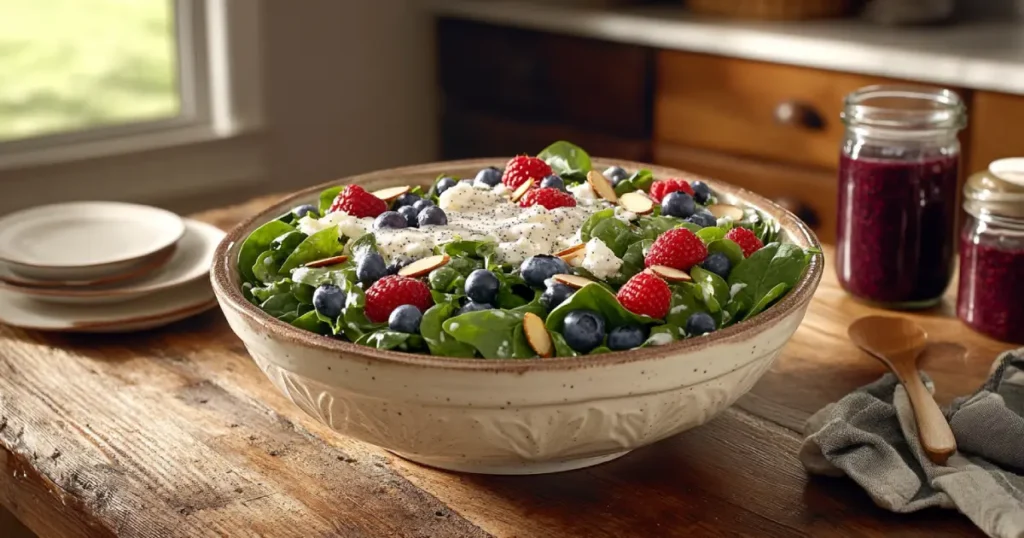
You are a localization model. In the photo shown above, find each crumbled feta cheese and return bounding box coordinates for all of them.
[614,206,638,223]
[568,181,599,202]
[581,238,623,280]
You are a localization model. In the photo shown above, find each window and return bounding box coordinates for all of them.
[0,0,261,170]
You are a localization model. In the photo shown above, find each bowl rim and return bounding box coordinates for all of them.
[212,157,823,372]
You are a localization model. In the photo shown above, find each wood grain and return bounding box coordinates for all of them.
[0,195,1006,537]
[966,90,1024,175]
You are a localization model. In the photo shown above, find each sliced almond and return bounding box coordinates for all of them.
[398,254,450,278]
[522,312,553,358]
[648,265,692,282]
[510,178,534,202]
[553,274,595,289]
[586,170,618,203]
[560,250,585,267]
[618,191,654,215]
[304,255,349,268]
[372,185,411,202]
[707,203,745,221]
[555,243,585,258]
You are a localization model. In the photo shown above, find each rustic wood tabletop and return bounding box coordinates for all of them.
[0,196,1010,538]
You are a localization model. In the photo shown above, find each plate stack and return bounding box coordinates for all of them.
[0,202,225,333]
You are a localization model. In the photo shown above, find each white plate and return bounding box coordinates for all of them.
[0,219,225,305]
[0,202,185,281]
[0,278,216,333]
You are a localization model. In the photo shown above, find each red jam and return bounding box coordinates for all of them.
[957,230,1024,343]
[836,153,960,306]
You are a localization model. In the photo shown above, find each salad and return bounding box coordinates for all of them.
[238,141,818,359]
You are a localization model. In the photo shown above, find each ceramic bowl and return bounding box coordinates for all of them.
[212,158,824,475]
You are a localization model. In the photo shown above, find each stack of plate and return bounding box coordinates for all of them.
[0,202,225,333]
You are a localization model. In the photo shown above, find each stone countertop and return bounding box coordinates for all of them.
[430,0,1024,95]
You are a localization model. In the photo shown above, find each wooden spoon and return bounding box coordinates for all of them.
[848,315,957,465]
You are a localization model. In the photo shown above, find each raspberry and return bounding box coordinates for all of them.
[364,275,433,323]
[645,228,707,270]
[725,227,764,258]
[328,185,387,218]
[519,187,577,210]
[617,272,671,319]
[649,179,695,203]
[502,156,552,190]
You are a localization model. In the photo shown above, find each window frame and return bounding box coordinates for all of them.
[0,0,262,171]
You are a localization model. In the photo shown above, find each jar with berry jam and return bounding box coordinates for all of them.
[836,85,966,308]
[957,159,1024,343]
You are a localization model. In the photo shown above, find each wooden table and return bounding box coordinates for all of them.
[0,196,1013,538]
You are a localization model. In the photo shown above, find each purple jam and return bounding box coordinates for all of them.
[957,231,1024,343]
[836,153,960,306]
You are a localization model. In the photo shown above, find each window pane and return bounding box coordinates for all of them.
[0,0,180,142]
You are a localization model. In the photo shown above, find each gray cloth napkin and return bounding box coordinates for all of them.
[800,348,1024,538]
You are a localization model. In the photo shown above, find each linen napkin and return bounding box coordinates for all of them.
[800,348,1024,538]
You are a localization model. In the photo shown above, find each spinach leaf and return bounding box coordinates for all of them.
[441,240,496,261]
[428,266,462,292]
[707,238,746,267]
[737,209,781,245]
[580,209,615,243]
[291,266,350,288]
[280,227,345,273]
[550,331,578,357]
[722,298,747,328]
[643,324,680,347]
[621,239,653,270]
[252,250,282,284]
[238,220,295,283]
[665,283,712,328]
[636,216,702,240]
[447,257,482,277]
[510,324,536,359]
[319,266,384,340]
[537,140,592,177]
[355,330,425,351]
[690,266,729,306]
[443,309,525,359]
[743,282,789,321]
[269,231,308,263]
[495,271,529,309]
[293,282,315,305]
[291,310,330,334]
[727,242,807,320]
[613,169,654,196]
[348,233,379,259]
[430,290,463,306]
[261,292,300,319]
[421,303,477,357]
[546,284,660,333]
[588,346,612,355]
[589,218,642,257]
[251,279,292,303]
[319,186,344,214]
[695,227,726,245]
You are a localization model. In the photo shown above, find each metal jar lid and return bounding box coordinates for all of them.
[963,158,1024,220]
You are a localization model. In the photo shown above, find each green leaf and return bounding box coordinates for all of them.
[727,242,808,321]
[690,266,729,306]
[291,310,330,334]
[443,310,525,359]
[510,324,536,359]
[743,282,789,321]
[665,283,712,328]
[319,186,344,214]
[695,227,726,245]
[447,257,482,277]
[722,298,747,328]
[546,284,661,333]
[238,220,296,283]
[643,324,680,347]
[252,250,282,284]
[261,292,300,319]
[580,209,615,243]
[589,218,642,257]
[355,330,425,351]
[613,169,654,196]
[707,238,746,267]
[537,140,592,177]
[293,283,315,305]
[636,216,701,240]
[269,231,308,263]
[621,239,653,270]
[550,331,578,357]
[421,303,477,357]
[251,279,292,303]
[588,346,612,355]
[280,227,345,273]
[348,233,379,260]
[428,266,462,293]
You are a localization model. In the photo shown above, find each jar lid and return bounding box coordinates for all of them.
[963,158,1024,219]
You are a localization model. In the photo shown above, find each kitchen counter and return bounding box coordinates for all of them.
[430,0,1024,95]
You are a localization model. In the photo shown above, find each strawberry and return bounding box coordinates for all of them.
[328,185,387,218]
[502,156,552,190]
[364,275,433,323]
[725,227,764,258]
[645,228,707,270]
[617,272,671,319]
[519,187,577,210]
[649,179,695,203]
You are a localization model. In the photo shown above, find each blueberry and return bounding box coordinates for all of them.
[465,269,500,304]
[356,251,387,285]
[700,252,732,279]
[540,175,565,191]
[686,210,717,228]
[692,181,712,204]
[388,304,422,334]
[374,211,408,230]
[457,301,493,315]
[520,255,571,288]
[292,204,319,219]
[608,325,647,351]
[435,176,458,196]
[395,193,421,208]
[474,167,502,187]
[685,312,717,336]
[540,281,575,310]
[412,199,435,213]
[313,284,344,319]
[562,309,606,353]
[418,206,448,226]
[397,205,419,227]
[662,191,696,219]
[604,166,629,186]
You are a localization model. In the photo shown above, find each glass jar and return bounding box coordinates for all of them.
[957,159,1024,343]
[836,85,967,308]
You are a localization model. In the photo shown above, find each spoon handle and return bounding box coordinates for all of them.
[901,368,957,464]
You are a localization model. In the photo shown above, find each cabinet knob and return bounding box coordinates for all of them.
[774,101,825,131]
[773,196,820,228]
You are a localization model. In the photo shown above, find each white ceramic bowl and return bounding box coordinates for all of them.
[212,159,824,475]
